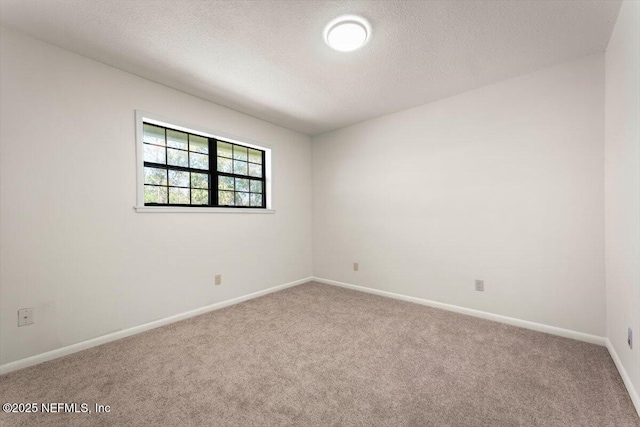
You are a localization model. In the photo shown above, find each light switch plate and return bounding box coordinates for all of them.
[475,280,484,292]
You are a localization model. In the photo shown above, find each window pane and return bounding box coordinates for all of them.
[233,145,248,161]
[192,189,208,205]
[168,170,189,187]
[217,141,232,158]
[167,129,188,150]
[248,149,262,164]
[218,190,235,206]
[169,187,190,204]
[167,148,189,167]
[144,185,167,204]
[250,193,263,207]
[217,157,232,173]
[249,163,262,177]
[218,176,234,190]
[234,160,248,175]
[190,135,208,154]
[235,192,249,206]
[144,144,166,164]
[235,178,249,192]
[191,172,209,189]
[190,152,208,170]
[250,180,263,193]
[143,124,165,146]
[144,167,167,185]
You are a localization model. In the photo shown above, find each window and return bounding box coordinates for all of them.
[136,112,270,210]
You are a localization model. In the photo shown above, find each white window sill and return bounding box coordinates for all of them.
[135,206,275,214]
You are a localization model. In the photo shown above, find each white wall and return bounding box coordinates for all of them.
[312,54,606,336]
[0,28,313,365]
[605,0,640,397]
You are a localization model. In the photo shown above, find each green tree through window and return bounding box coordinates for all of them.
[142,123,266,208]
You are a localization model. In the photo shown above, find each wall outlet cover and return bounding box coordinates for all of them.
[18,308,34,327]
[353,262,359,272]
[215,275,222,286]
[475,280,484,292]
[628,327,633,349]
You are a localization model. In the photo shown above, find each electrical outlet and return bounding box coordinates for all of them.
[353,262,359,272]
[628,328,633,349]
[215,275,222,286]
[18,308,34,327]
[475,280,484,292]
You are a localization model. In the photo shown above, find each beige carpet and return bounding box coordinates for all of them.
[0,282,638,426]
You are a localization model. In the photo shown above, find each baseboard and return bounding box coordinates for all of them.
[0,276,312,375]
[312,277,606,346]
[606,339,640,416]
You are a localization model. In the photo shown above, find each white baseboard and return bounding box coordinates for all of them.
[0,277,312,375]
[312,277,606,346]
[606,339,640,416]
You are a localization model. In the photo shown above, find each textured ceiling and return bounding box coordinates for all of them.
[0,0,622,135]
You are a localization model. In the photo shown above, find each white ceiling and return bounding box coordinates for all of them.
[0,0,622,135]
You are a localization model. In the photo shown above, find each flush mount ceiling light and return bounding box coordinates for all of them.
[324,15,371,52]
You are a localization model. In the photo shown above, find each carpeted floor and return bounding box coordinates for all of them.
[0,282,638,426]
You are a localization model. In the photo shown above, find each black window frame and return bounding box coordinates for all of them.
[142,122,267,209]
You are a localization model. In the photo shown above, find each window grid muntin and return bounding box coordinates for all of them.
[215,141,265,208]
[143,122,266,208]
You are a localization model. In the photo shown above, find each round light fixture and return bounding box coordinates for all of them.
[324,15,371,52]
